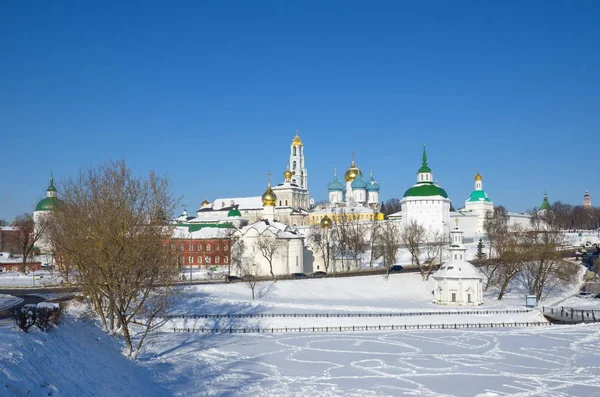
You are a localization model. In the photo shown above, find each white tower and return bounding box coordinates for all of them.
[289,133,308,190]
[584,190,592,208]
[464,173,493,235]
[366,171,380,209]
[327,168,344,205]
[33,175,60,260]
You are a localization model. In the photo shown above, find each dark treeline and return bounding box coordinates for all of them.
[531,202,600,231]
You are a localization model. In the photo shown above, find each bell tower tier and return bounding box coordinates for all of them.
[289,133,308,190]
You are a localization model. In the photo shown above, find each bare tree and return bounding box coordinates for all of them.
[345,219,367,271]
[45,160,179,359]
[517,221,579,301]
[484,206,509,259]
[382,198,402,216]
[10,214,48,273]
[401,220,441,281]
[374,221,401,276]
[257,233,284,281]
[240,262,262,299]
[307,225,333,273]
[229,234,246,277]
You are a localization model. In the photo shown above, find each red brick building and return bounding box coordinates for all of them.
[0,226,20,252]
[167,225,234,268]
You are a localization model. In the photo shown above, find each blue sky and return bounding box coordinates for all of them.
[1,1,598,220]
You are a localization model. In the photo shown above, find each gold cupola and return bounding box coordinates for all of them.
[292,133,303,147]
[320,215,333,229]
[261,175,277,206]
[201,198,210,207]
[283,167,293,182]
[474,172,483,181]
[344,155,362,182]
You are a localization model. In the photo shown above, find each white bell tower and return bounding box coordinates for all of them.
[289,132,308,190]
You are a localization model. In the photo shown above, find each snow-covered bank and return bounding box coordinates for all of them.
[0,315,169,397]
[171,272,576,316]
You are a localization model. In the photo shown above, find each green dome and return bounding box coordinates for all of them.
[35,197,59,211]
[403,183,449,198]
[466,190,491,203]
[540,193,551,211]
[227,208,242,217]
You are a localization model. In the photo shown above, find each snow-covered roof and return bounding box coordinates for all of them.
[0,226,18,232]
[449,211,479,218]
[171,226,232,240]
[311,205,375,216]
[202,197,263,212]
[237,219,304,240]
[433,260,481,279]
[387,211,402,219]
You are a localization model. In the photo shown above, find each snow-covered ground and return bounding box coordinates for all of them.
[1,268,595,396]
[0,270,64,287]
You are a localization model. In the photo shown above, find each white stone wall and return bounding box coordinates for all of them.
[401,196,451,237]
[433,278,483,306]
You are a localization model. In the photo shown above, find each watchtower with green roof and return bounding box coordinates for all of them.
[400,145,451,237]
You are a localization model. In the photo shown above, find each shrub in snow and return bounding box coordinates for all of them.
[14,304,38,333]
[36,302,62,332]
[13,302,62,332]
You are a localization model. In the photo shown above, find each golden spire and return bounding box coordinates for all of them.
[292,130,303,147]
[261,172,277,206]
[283,166,293,182]
[344,152,362,182]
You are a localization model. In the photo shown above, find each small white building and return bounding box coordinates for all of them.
[432,221,483,306]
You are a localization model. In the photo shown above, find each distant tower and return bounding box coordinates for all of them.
[539,192,551,212]
[366,171,380,208]
[33,174,60,255]
[289,133,308,190]
[584,190,592,208]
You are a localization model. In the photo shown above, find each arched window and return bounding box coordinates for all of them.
[293,147,297,156]
[293,161,297,170]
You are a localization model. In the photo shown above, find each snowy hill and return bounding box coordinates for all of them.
[0,314,169,397]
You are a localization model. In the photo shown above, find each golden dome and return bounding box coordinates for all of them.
[474,173,483,181]
[292,134,303,147]
[283,168,293,182]
[261,183,277,206]
[320,215,332,229]
[344,160,362,182]
[201,199,210,207]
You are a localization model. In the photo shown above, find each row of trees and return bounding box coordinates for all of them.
[482,207,580,301]
[530,202,600,231]
[308,216,446,281]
